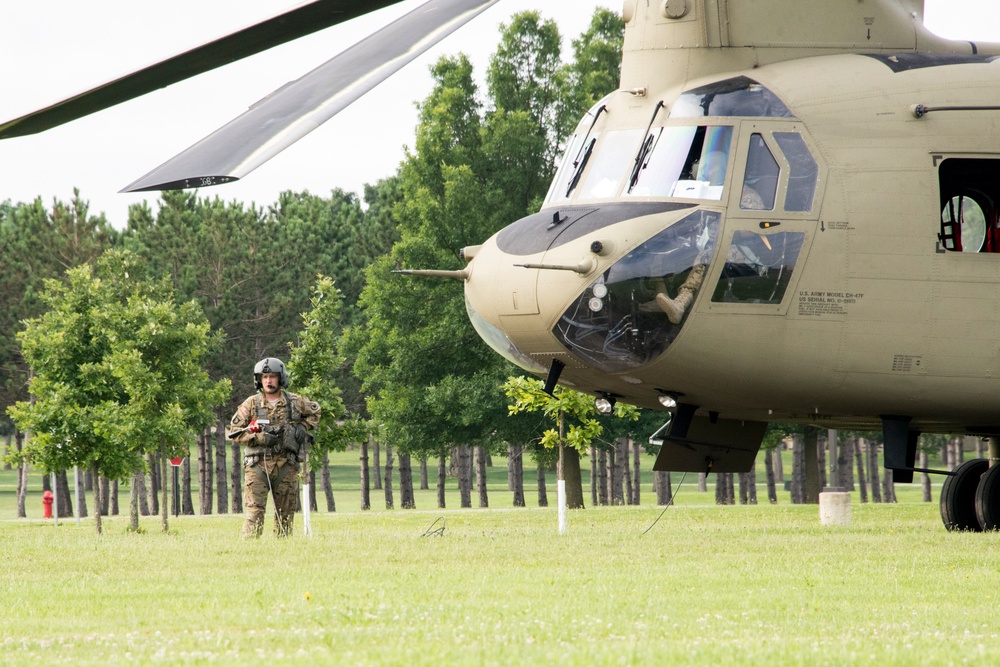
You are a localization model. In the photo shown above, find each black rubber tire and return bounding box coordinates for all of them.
[940,458,988,532]
[975,463,1000,531]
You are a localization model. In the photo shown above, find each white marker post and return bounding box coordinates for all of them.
[557,479,567,534]
[557,441,567,534]
[301,453,312,537]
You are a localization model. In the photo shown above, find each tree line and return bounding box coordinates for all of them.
[0,10,960,526]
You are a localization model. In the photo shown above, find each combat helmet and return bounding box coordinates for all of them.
[253,357,289,392]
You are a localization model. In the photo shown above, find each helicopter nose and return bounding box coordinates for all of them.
[463,202,711,375]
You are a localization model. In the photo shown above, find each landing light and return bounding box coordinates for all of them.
[595,395,616,415]
[658,395,677,409]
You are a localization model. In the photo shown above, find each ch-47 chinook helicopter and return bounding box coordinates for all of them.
[3,0,1000,532]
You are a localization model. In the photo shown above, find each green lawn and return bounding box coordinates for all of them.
[2,449,993,666]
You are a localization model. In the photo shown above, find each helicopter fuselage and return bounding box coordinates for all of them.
[464,47,1000,443]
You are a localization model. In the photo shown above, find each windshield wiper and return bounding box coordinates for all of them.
[565,104,607,197]
[627,101,666,193]
[566,138,596,197]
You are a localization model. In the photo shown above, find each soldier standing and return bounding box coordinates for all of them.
[229,357,321,538]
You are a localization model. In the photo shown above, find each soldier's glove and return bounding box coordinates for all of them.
[256,425,280,447]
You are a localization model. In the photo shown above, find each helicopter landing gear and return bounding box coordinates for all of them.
[940,458,988,531]
[975,464,1000,530]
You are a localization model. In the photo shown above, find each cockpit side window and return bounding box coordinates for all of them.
[741,134,779,210]
[938,158,1000,253]
[711,231,805,305]
[773,132,818,212]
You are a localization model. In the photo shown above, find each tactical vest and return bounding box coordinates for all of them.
[243,391,306,457]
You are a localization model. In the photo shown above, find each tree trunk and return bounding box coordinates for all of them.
[698,472,708,493]
[537,458,548,507]
[458,444,472,508]
[817,432,828,491]
[854,437,869,503]
[654,471,672,505]
[597,447,608,505]
[563,447,585,509]
[373,438,382,490]
[322,451,335,512]
[475,446,488,508]
[231,442,243,513]
[868,440,882,503]
[110,479,119,516]
[2,433,10,471]
[791,435,805,504]
[508,447,516,491]
[419,457,429,491]
[774,441,785,484]
[882,467,897,503]
[98,476,109,517]
[972,435,984,459]
[715,472,734,505]
[589,446,598,506]
[399,452,415,509]
[198,429,213,515]
[384,444,394,510]
[607,440,619,505]
[764,449,777,503]
[160,448,169,532]
[510,444,525,507]
[952,437,964,468]
[632,438,642,505]
[920,450,932,502]
[16,430,28,518]
[129,470,142,531]
[136,471,150,515]
[827,429,838,489]
[610,438,625,505]
[804,427,820,503]
[623,440,634,506]
[94,480,104,535]
[216,418,228,513]
[147,452,159,515]
[437,454,447,509]
[308,470,318,511]
[56,471,73,517]
[747,469,758,504]
[837,430,855,490]
[181,456,195,515]
[360,435,370,511]
[76,467,89,518]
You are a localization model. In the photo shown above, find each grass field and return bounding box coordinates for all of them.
[2,450,997,666]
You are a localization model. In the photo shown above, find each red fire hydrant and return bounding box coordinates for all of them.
[42,490,54,519]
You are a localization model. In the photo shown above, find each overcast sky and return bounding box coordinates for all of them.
[2,0,999,228]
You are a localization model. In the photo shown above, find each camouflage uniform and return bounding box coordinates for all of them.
[229,391,321,538]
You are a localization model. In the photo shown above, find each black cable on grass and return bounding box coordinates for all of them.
[421,516,446,537]
[641,471,688,535]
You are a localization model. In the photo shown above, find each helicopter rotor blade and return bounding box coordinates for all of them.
[0,0,406,140]
[121,0,499,192]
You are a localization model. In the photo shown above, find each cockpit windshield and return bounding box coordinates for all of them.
[553,210,721,373]
[546,97,610,204]
[626,125,733,199]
